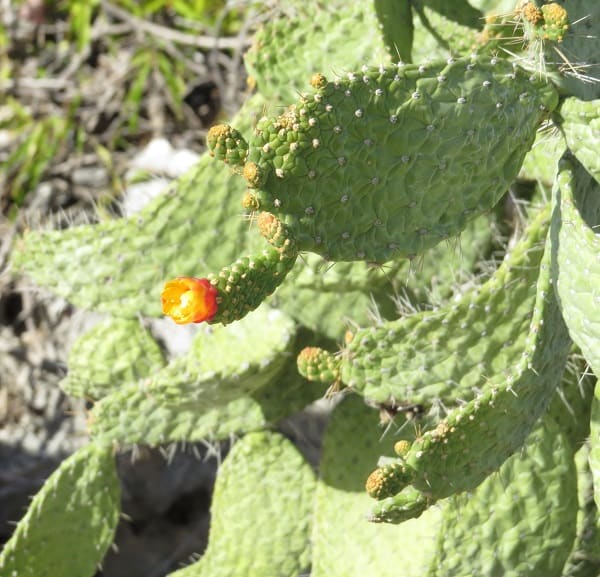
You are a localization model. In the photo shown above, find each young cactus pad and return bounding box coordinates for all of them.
[211,55,558,263]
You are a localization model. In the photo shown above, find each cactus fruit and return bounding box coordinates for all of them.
[0,443,120,577]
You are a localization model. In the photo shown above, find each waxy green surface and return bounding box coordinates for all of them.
[562,443,600,577]
[370,202,572,519]
[244,0,390,105]
[245,55,557,262]
[0,443,120,577]
[60,317,165,400]
[429,417,578,577]
[342,206,550,408]
[89,364,324,446]
[559,98,600,183]
[169,432,315,577]
[551,157,600,377]
[313,396,442,577]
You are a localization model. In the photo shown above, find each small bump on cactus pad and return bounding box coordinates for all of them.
[296,346,341,384]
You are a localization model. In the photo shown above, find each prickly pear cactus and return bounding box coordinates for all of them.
[0,443,120,577]
[60,317,165,400]
[6,1,600,576]
[169,432,315,577]
[218,56,558,264]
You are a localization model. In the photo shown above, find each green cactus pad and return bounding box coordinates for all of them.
[558,98,600,183]
[243,55,557,262]
[312,396,442,577]
[562,443,600,577]
[148,305,296,405]
[591,382,600,512]
[374,0,414,63]
[420,0,484,30]
[89,364,324,446]
[341,205,551,408]
[428,416,578,577]
[60,317,165,400]
[168,432,315,577]
[10,95,267,317]
[244,0,390,105]
[551,156,600,376]
[369,203,572,518]
[0,443,120,577]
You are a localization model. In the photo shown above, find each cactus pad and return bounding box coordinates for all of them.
[428,416,578,576]
[551,156,600,376]
[312,396,442,577]
[147,305,297,405]
[89,365,324,446]
[241,55,557,262]
[60,317,165,400]
[0,443,120,577]
[244,0,390,105]
[369,203,572,519]
[558,98,600,183]
[341,205,551,408]
[168,432,315,577]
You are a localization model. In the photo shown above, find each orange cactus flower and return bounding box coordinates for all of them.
[161,277,218,324]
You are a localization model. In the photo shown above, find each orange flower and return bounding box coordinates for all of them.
[161,277,218,324]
